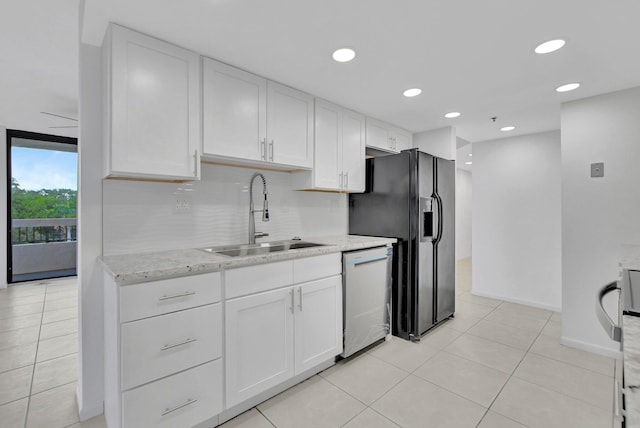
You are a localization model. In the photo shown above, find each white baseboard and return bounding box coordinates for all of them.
[76,385,104,421]
[471,290,561,313]
[560,336,622,359]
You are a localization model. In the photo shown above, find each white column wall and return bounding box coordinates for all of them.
[561,86,640,357]
[456,169,472,260]
[472,130,562,311]
[76,41,104,419]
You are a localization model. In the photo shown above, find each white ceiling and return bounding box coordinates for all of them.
[0,0,79,138]
[4,1,640,144]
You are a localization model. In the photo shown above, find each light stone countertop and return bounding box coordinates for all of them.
[622,244,640,271]
[101,235,396,284]
[623,244,640,426]
[624,315,640,426]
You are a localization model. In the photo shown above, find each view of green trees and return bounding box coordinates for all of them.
[11,178,77,219]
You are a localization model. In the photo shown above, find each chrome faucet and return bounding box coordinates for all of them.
[248,172,270,244]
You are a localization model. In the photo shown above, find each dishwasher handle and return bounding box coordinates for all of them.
[596,281,622,342]
[346,254,391,267]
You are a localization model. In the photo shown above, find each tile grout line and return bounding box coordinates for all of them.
[475,313,553,428]
[23,282,50,428]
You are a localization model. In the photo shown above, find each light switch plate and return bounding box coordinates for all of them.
[591,162,604,178]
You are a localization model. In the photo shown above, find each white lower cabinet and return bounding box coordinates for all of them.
[225,287,295,408]
[104,272,223,428]
[105,254,343,427]
[294,276,343,374]
[225,254,343,409]
[122,360,222,428]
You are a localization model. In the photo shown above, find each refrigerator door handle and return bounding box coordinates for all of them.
[433,193,444,244]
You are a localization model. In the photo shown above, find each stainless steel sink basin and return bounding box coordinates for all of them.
[199,240,325,257]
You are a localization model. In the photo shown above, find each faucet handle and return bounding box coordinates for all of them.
[292,236,302,241]
[255,232,269,240]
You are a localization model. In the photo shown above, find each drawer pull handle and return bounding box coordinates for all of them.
[158,291,196,301]
[161,398,198,416]
[160,338,197,352]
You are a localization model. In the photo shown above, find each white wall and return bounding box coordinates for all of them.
[0,127,6,288]
[103,163,348,255]
[561,86,640,357]
[76,41,104,419]
[456,169,472,260]
[472,130,562,311]
[413,126,456,160]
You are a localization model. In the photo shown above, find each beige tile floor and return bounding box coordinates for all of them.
[0,260,615,428]
[0,277,104,428]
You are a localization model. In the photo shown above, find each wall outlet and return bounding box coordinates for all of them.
[591,162,604,178]
[172,194,193,214]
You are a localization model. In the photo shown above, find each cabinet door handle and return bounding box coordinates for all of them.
[345,172,349,189]
[298,287,303,311]
[269,140,274,162]
[158,291,196,301]
[193,149,198,176]
[161,398,198,416]
[289,289,294,313]
[160,338,197,352]
[339,172,343,188]
[260,138,266,160]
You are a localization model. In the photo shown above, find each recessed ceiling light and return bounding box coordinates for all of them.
[556,82,580,93]
[445,111,461,118]
[535,39,566,54]
[332,48,355,63]
[403,88,422,97]
[501,126,516,132]
[465,161,473,165]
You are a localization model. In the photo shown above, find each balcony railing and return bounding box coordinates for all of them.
[11,218,77,244]
[10,218,77,281]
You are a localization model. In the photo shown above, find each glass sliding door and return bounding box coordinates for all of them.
[6,130,78,283]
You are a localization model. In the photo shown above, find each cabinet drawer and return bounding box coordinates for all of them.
[121,304,221,390]
[293,253,341,284]
[120,272,221,322]
[225,260,293,299]
[122,359,222,428]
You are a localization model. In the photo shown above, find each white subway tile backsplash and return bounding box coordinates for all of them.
[103,163,348,255]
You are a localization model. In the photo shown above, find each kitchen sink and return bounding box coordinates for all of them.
[199,240,325,257]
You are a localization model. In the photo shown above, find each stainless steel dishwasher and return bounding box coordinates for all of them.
[341,245,393,357]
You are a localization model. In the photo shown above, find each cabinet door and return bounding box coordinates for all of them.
[267,81,314,168]
[342,109,365,192]
[225,287,295,408]
[365,117,393,152]
[110,25,200,180]
[393,127,412,152]
[313,99,342,190]
[294,276,343,375]
[202,58,267,161]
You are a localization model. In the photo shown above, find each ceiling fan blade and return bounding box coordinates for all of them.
[40,111,78,122]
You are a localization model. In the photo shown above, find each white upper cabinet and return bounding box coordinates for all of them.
[365,117,394,152]
[365,117,412,153]
[266,81,314,168]
[202,63,313,169]
[202,58,267,162]
[341,108,365,192]
[296,99,364,192]
[392,127,413,152]
[105,25,201,180]
[313,99,342,190]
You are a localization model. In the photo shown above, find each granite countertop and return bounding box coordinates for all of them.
[101,235,396,284]
[623,244,640,425]
[622,244,640,271]
[624,314,640,426]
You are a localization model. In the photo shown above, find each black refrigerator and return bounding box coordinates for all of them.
[349,149,455,341]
